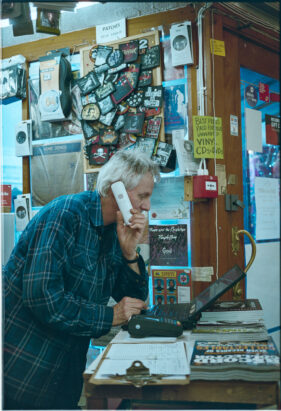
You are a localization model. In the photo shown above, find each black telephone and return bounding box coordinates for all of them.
[126,314,183,338]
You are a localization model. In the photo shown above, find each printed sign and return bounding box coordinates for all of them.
[96,18,126,44]
[152,268,191,305]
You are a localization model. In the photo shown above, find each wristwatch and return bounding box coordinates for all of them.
[123,252,139,264]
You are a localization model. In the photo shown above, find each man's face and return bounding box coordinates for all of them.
[127,172,154,212]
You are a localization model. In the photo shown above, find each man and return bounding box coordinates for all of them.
[155,278,163,292]
[3,149,160,410]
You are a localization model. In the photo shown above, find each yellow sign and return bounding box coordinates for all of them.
[193,116,224,159]
[210,39,226,56]
[153,270,177,278]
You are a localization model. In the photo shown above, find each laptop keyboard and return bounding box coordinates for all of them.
[146,303,190,320]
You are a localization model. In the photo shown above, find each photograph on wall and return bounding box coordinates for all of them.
[31,139,84,207]
[149,224,188,266]
[164,82,188,132]
[150,176,189,220]
[152,268,191,304]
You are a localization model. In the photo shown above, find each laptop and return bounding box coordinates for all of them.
[144,264,246,329]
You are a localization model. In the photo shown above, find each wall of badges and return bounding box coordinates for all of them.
[79,30,168,172]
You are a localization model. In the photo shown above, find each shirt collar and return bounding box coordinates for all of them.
[89,190,104,228]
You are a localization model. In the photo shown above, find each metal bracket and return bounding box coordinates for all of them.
[232,226,239,256]
[225,194,245,211]
[108,360,168,388]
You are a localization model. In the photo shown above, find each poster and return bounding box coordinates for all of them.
[265,114,280,146]
[152,268,191,305]
[31,140,84,206]
[150,176,189,220]
[193,116,224,159]
[164,83,187,132]
[149,224,188,266]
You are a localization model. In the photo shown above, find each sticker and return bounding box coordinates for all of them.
[106,49,124,68]
[76,71,100,96]
[145,117,162,139]
[111,74,134,104]
[119,40,139,63]
[144,86,163,108]
[89,44,98,63]
[259,81,270,102]
[230,114,238,136]
[152,142,173,166]
[97,95,115,115]
[95,82,115,101]
[138,70,152,87]
[123,63,140,88]
[116,101,129,115]
[139,38,148,54]
[135,136,156,157]
[95,45,113,66]
[81,103,100,121]
[94,63,110,75]
[108,63,127,74]
[99,109,117,126]
[126,89,145,107]
[113,114,126,131]
[81,120,100,141]
[140,45,160,69]
[245,85,258,107]
[100,128,119,145]
[81,91,97,106]
[138,106,161,118]
[104,72,119,84]
[88,144,109,165]
[96,72,105,87]
[123,112,145,134]
[178,272,190,285]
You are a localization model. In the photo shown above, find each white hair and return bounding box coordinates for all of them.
[96,149,160,196]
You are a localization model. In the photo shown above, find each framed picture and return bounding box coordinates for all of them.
[36,8,61,35]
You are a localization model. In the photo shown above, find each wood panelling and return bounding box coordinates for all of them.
[238,36,280,79]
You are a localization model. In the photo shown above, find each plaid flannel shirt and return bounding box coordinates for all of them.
[4,191,148,408]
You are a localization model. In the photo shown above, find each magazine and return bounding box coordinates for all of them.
[190,337,280,381]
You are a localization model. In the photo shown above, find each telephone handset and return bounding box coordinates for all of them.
[111,181,133,225]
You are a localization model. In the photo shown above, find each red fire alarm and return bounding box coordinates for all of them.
[193,175,218,199]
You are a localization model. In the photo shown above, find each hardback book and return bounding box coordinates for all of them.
[190,337,280,382]
[199,299,264,322]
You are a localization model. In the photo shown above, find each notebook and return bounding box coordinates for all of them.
[145,264,246,329]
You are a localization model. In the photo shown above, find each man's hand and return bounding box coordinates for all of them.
[116,210,147,261]
[112,296,147,326]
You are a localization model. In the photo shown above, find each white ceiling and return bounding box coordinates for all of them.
[1,2,188,48]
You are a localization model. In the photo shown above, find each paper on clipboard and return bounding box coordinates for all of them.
[91,341,189,382]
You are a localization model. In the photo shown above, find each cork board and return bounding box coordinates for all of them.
[80,30,164,173]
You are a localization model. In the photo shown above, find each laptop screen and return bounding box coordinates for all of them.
[193,265,246,314]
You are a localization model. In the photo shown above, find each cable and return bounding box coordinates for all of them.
[211,8,219,280]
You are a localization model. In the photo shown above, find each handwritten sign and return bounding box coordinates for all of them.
[96,18,126,44]
[193,116,224,159]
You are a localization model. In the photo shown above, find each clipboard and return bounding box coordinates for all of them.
[88,341,190,387]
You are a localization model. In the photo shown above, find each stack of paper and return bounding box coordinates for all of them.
[191,299,269,342]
